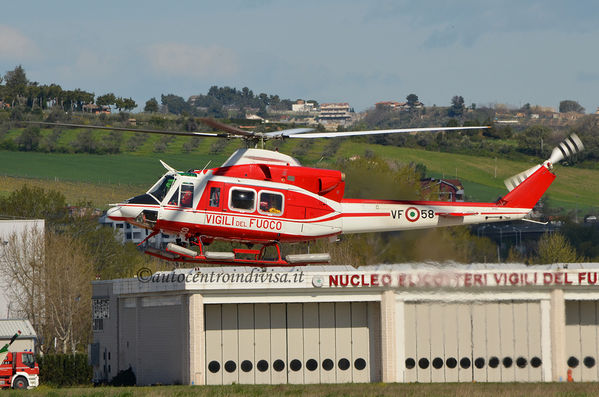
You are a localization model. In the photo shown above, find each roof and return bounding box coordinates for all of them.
[0,319,37,339]
[220,148,301,167]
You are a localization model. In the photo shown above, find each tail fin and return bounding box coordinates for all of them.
[500,134,583,209]
[500,166,556,208]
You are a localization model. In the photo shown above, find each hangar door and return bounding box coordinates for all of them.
[565,300,599,382]
[204,302,380,384]
[403,301,544,382]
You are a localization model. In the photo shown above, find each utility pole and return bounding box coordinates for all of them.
[494,157,497,178]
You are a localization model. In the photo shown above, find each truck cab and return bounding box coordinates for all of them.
[0,351,39,389]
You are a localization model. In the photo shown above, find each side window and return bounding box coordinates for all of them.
[180,184,194,208]
[258,191,284,215]
[230,188,255,211]
[209,187,221,207]
[168,187,180,206]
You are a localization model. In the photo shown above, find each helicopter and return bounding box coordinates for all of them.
[33,118,583,266]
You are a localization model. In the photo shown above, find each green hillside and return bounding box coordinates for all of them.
[0,138,596,210]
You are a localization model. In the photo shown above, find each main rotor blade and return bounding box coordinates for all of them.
[288,125,490,138]
[263,127,315,138]
[198,117,255,137]
[27,122,224,138]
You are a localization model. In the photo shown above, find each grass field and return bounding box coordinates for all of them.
[8,383,599,397]
[337,142,599,209]
[1,138,597,210]
[0,175,141,206]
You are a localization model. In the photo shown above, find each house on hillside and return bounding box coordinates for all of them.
[318,103,353,125]
[375,101,423,111]
[292,100,316,113]
[83,104,111,114]
[420,178,465,202]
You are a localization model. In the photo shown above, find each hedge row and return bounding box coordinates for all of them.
[36,353,92,386]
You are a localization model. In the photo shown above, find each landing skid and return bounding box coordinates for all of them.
[144,242,330,267]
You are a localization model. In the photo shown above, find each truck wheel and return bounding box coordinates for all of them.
[13,376,28,389]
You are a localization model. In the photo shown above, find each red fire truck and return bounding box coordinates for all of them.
[0,331,39,389]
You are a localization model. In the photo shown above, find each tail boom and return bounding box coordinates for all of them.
[339,165,555,234]
[338,134,578,235]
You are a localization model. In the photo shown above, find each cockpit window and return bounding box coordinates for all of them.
[149,175,175,202]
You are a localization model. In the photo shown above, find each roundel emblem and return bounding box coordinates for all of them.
[405,207,420,222]
[312,276,324,288]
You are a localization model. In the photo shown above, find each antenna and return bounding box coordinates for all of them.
[201,160,212,172]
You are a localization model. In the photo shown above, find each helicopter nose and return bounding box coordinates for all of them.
[107,205,143,221]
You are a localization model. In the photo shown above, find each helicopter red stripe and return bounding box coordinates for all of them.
[161,207,389,223]
[341,198,499,207]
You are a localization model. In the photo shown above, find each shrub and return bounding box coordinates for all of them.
[37,353,92,386]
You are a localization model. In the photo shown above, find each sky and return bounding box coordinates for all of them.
[1,0,598,113]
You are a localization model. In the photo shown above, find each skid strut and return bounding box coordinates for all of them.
[145,239,330,267]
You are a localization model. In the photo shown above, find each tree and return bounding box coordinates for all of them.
[40,128,62,152]
[67,214,146,279]
[121,97,137,112]
[73,130,98,153]
[3,65,29,106]
[113,97,125,111]
[160,94,191,115]
[406,93,419,107]
[96,93,116,108]
[448,95,465,117]
[0,227,93,353]
[144,97,159,113]
[559,100,585,114]
[517,125,551,157]
[16,126,41,151]
[43,231,93,353]
[536,232,579,264]
[1,226,46,347]
[0,185,67,226]
[100,131,123,154]
[56,88,93,112]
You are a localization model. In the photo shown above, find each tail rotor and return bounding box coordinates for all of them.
[504,133,583,192]
[546,133,584,167]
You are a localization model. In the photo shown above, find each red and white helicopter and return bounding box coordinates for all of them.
[38,119,583,266]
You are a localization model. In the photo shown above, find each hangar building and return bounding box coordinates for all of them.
[91,263,599,385]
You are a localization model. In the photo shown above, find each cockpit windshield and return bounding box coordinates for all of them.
[148,175,176,202]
